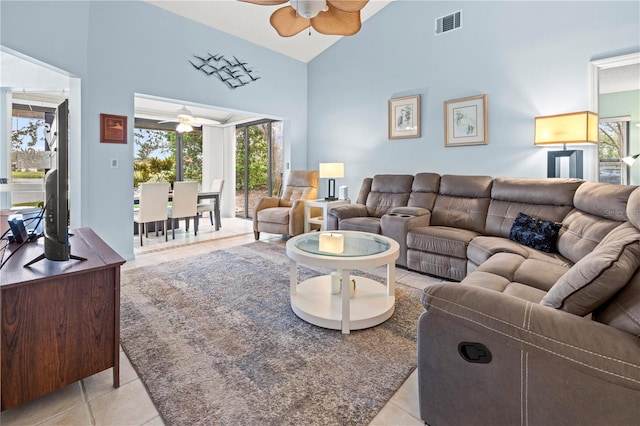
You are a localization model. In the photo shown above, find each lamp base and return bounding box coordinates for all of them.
[547,149,583,179]
[324,197,338,201]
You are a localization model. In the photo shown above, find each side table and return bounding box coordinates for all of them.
[304,199,350,233]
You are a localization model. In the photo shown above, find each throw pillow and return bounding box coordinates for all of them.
[540,239,640,316]
[508,212,562,253]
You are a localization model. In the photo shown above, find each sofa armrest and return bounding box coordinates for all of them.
[288,199,307,236]
[253,196,282,231]
[418,283,640,425]
[325,203,368,230]
[421,283,640,387]
[380,211,432,267]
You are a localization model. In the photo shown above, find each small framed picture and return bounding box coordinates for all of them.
[388,95,421,140]
[100,113,127,144]
[444,94,488,147]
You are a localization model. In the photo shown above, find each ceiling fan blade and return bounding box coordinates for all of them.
[237,0,288,5]
[311,5,361,36]
[270,5,311,37]
[326,0,368,13]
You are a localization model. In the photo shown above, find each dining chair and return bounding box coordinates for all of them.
[133,182,170,246]
[168,181,199,239]
[197,178,224,228]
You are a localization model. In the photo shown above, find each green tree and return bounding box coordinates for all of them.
[11,119,47,172]
[166,132,203,183]
[236,124,269,190]
[599,122,623,159]
[134,129,171,161]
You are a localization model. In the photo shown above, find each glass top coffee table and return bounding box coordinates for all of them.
[286,231,399,334]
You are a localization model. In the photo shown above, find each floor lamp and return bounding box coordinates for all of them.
[622,153,639,167]
[319,163,344,201]
[534,111,598,178]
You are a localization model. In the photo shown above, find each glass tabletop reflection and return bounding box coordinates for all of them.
[294,232,390,257]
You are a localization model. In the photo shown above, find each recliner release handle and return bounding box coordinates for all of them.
[458,342,492,364]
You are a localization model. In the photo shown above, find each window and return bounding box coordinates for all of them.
[9,104,55,207]
[133,119,203,190]
[599,117,630,184]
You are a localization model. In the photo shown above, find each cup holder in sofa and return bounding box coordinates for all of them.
[388,213,413,218]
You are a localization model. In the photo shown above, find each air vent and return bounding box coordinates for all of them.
[435,10,462,36]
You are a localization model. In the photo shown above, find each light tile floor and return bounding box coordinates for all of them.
[2,217,442,425]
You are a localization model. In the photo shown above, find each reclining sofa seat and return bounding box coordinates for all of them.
[406,174,493,281]
[466,177,583,274]
[325,174,428,267]
[253,170,318,239]
[417,184,640,425]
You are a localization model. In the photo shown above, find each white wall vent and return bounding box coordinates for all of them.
[435,10,462,36]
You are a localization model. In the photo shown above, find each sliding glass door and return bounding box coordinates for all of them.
[235,120,283,218]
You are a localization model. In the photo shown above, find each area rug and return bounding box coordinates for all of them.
[120,241,424,426]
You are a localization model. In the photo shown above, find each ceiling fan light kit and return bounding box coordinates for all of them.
[291,0,328,18]
[240,0,368,37]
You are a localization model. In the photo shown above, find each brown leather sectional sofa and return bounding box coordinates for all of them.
[327,173,640,425]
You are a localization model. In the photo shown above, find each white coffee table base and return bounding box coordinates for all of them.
[291,275,395,331]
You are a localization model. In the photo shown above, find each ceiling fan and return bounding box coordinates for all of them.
[238,0,369,37]
[159,106,221,132]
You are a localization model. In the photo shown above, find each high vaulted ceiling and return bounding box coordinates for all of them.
[145,0,394,63]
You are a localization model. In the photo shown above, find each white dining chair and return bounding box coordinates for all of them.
[197,178,224,228]
[133,182,170,246]
[168,181,199,239]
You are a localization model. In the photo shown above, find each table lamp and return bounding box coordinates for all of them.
[534,111,598,178]
[319,163,344,201]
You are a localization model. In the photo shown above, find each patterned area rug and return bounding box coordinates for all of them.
[120,242,423,425]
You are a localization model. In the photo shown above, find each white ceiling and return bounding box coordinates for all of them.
[599,64,640,94]
[145,0,395,63]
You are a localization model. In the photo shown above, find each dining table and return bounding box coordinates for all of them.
[133,190,221,231]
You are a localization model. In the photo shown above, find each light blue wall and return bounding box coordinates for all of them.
[1,0,307,259]
[308,1,640,194]
[600,90,640,185]
[2,1,639,257]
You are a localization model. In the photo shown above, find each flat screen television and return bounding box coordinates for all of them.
[43,99,70,261]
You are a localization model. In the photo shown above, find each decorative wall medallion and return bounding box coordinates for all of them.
[190,53,260,89]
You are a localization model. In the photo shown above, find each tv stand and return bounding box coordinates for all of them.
[23,252,87,268]
[1,228,125,411]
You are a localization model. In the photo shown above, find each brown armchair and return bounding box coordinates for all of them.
[253,170,319,239]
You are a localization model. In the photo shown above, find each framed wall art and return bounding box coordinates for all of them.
[100,113,127,144]
[444,94,488,147]
[389,95,421,140]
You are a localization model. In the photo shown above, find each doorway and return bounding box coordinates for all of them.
[235,120,283,218]
[589,52,640,185]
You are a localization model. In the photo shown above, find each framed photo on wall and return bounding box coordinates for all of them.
[100,113,127,144]
[389,95,421,139]
[444,94,488,147]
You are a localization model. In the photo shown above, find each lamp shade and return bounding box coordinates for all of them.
[319,163,344,179]
[622,154,639,166]
[534,111,598,145]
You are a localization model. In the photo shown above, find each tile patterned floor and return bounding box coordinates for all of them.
[1,217,441,425]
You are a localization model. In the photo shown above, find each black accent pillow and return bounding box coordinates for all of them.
[508,212,562,253]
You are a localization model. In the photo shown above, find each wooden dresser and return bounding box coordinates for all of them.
[0,228,125,411]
